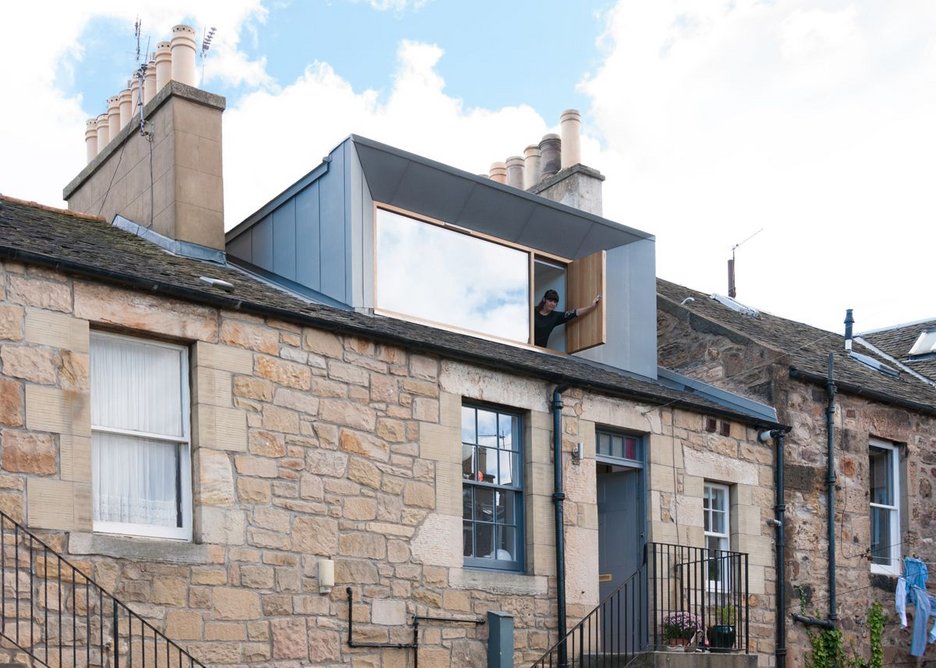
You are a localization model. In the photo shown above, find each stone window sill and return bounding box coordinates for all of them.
[450,567,548,595]
[68,532,216,565]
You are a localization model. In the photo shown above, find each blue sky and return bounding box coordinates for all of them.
[3,1,936,335]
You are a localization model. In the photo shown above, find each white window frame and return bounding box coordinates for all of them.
[869,439,901,576]
[704,482,731,592]
[90,332,192,541]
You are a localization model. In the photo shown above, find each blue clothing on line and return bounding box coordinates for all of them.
[896,557,936,657]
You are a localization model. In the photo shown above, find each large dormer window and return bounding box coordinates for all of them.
[375,205,606,352]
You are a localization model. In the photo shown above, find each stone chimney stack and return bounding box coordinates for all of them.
[530,109,604,216]
[67,24,225,251]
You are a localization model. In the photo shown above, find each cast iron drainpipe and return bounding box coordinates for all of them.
[762,427,792,665]
[552,383,571,668]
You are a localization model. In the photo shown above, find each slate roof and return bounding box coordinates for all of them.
[657,278,936,415]
[859,320,936,384]
[0,196,776,426]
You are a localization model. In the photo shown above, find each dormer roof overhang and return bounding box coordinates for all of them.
[351,135,652,260]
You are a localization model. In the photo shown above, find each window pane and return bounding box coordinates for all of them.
[477,410,497,447]
[499,414,516,451]
[498,451,517,486]
[475,487,495,523]
[870,507,893,565]
[496,526,517,562]
[93,432,180,528]
[462,487,473,520]
[463,521,474,557]
[474,523,495,559]
[91,335,184,437]
[623,436,638,460]
[461,406,476,444]
[462,445,475,479]
[869,449,892,506]
[598,432,610,456]
[479,447,498,482]
[376,209,530,342]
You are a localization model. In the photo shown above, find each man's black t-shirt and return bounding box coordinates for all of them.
[534,310,577,347]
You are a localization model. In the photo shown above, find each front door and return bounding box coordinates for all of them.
[597,465,646,654]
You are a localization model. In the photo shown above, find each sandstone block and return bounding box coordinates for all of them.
[347,458,381,489]
[339,532,385,559]
[1,430,56,474]
[302,328,343,358]
[339,429,389,462]
[195,404,247,452]
[195,341,253,374]
[344,496,378,520]
[261,404,300,434]
[307,628,341,663]
[195,366,232,407]
[0,304,23,341]
[9,275,71,312]
[319,399,376,431]
[274,387,319,415]
[234,454,278,478]
[237,477,271,503]
[255,355,311,390]
[1,345,58,384]
[0,378,23,426]
[271,617,308,659]
[403,482,435,509]
[292,516,339,555]
[197,448,235,505]
[220,319,279,354]
[233,376,274,401]
[248,430,286,458]
[213,587,262,620]
[197,506,246,544]
[306,449,348,477]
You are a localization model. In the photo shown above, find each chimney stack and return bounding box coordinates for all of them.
[170,25,198,87]
[560,109,581,169]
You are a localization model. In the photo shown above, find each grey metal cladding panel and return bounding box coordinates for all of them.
[388,161,477,223]
[515,207,591,258]
[353,142,409,202]
[295,184,321,292]
[320,141,348,302]
[575,223,651,260]
[252,214,274,270]
[226,231,252,263]
[456,187,537,242]
[272,199,297,281]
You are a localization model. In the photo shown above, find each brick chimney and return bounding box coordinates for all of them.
[64,26,225,251]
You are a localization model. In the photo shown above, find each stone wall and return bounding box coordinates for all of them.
[0,257,776,666]
[658,305,936,667]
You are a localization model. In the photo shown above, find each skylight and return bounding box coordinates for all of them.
[710,294,759,317]
[908,329,936,356]
[848,352,900,379]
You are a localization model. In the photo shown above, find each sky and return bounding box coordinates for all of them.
[1,0,934,336]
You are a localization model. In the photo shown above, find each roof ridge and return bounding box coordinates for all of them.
[0,194,105,223]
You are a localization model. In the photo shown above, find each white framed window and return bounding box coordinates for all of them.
[704,482,731,591]
[869,439,901,575]
[90,332,192,540]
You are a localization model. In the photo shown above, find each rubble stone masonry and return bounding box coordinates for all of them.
[0,259,776,666]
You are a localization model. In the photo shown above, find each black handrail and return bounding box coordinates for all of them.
[530,542,751,667]
[0,510,205,667]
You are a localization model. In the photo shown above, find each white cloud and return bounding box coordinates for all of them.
[356,0,434,12]
[581,0,936,332]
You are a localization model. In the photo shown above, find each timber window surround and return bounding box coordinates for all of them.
[461,403,524,571]
[374,206,606,353]
[869,439,901,574]
[90,332,192,541]
[704,482,731,590]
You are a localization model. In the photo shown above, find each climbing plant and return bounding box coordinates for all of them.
[807,626,844,668]
[867,601,884,668]
[803,601,886,668]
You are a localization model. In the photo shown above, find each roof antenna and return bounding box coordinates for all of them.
[728,228,762,298]
[200,26,217,82]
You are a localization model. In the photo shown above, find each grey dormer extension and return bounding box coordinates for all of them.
[225,135,658,378]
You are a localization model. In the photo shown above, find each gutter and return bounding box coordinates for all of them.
[552,384,570,668]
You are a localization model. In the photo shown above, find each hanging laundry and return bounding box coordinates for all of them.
[896,556,936,657]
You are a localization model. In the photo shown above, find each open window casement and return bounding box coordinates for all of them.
[566,249,607,353]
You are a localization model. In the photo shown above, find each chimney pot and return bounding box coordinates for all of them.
[154,41,172,91]
[560,109,582,169]
[95,113,110,151]
[844,309,854,351]
[118,86,132,129]
[523,145,541,189]
[539,134,561,179]
[129,78,141,123]
[489,162,508,184]
[143,59,157,103]
[85,119,99,163]
[106,95,121,143]
[505,156,524,189]
[170,25,198,87]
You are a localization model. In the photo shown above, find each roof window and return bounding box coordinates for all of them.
[908,329,936,356]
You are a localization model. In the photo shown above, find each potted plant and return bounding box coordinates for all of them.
[662,611,705,647]
[708,604,737,651]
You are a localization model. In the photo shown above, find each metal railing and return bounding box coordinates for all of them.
[532,559,649,667]
[0,510,205,667]
[649,542,749,653]
[531,542,749,667]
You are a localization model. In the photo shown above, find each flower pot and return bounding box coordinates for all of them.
[708,624,736,651]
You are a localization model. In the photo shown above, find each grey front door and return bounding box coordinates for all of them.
[597,467,645,654]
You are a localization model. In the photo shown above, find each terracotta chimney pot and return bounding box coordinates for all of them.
[539,134,561,179]
[560,109,582,169]
[154,41,172,91]
[523,145,541,189]
[489,162,508,184]
[85,119,99,162]
[506,156,524,189]
[170,25,198,87]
